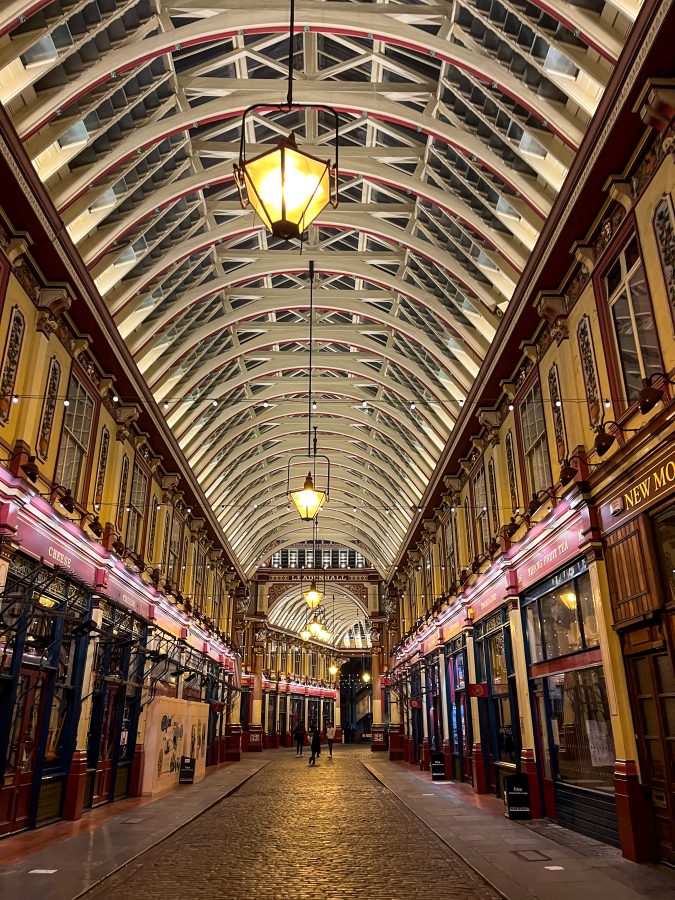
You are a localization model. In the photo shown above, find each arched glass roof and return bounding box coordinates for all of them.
[0,0,640,584]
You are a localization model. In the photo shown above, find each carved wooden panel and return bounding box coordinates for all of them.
[605,516,663,627]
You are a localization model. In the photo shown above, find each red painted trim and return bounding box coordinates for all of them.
[528,648,602,678]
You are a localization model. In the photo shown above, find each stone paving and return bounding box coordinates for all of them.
[85,748,500,900]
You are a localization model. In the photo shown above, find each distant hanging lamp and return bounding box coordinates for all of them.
[234,0,339,241]
[287,261,330,520]
[303,579,323,609]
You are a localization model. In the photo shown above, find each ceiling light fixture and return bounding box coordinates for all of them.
[234,0,339,241]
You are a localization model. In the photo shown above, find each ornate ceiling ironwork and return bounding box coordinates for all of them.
[0,0,639,620]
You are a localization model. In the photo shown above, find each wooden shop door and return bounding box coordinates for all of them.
[90,685,122,807]
[628,649,675,864]
[0,671,46,836]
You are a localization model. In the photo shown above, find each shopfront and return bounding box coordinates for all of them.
[408,662,423,766]
[444,633,471,782]
[602,442,675,864]
[424,652,443,754]
[0,552,92,835]
[473,606,520,799]
[84,599,145,808]
[522,557,619,846]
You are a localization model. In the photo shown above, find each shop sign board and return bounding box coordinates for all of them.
[105,569,152,618]
[17,520,96,584]
[179,756,196,784]
[517,520,584,592]
[600,442,675,530]
[504,773,531,820]
[466,572,509,621]
[431,751,446,781]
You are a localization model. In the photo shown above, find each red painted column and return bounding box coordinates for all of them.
[62,749,89,818]
[520,748,542,819]
[225,724,242,761]
[389,725,404,761]
[127,743,145,797]
[472,741,488,793]
[614,759,655,862]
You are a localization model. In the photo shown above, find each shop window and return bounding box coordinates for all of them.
[605,234,662,403]
[519,380,552,499]
[126,462,148,555]
[55,375,94,497]
[473,466,490,555]
[524,566,598,664]
[546,667,615,792]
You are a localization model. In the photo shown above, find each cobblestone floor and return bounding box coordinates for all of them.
[85,748,500,900]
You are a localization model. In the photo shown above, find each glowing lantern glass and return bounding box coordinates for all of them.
[235,135,332,241]
[290,471,327,521]
[299,625,311,642]
[328,663,338,676]
[303,580,323,609]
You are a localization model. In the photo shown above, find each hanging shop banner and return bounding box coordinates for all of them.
[467,682,488,698]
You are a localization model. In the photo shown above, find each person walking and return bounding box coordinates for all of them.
[309,729,321,766]
[326,723,336,759]
[294,721,305,756]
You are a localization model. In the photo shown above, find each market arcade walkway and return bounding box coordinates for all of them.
[1,749,674,900]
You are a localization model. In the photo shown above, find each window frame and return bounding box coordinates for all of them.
[54,373,97,500]
[126,459,150,556]
[517,377,552,503]
[594,220,664,418]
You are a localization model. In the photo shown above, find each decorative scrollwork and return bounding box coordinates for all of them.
[0,306,25,423]
[37,356,61,460]
[548,364,567,463]
[577,314,601,427]
[653,194,675,331]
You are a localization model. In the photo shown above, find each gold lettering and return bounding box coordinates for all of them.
[638,478,651,501]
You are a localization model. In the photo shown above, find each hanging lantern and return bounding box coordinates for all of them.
[328,662,338,676]
[303,579,323,609]
[234,0,339,243]
[289,470,327,521]
[299,624,312,641]
[308,616,322,636]
[234,134,336,241]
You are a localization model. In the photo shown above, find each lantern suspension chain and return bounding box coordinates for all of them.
[287,0,295,109]
[308,260,314,457]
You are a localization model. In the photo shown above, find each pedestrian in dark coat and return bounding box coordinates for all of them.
[294,722,305,756]
[309,729,321,766]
